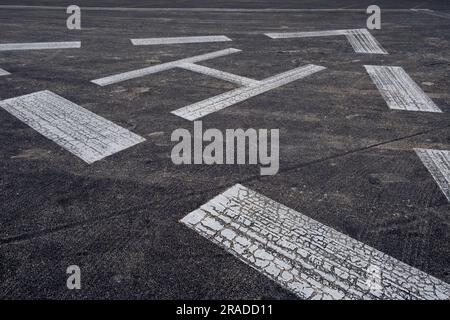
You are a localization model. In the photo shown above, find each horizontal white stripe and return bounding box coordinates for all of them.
[415,148,450,202]
[131,35,232,45]
[0,5,415,12]
[0,90,145,164]
[181,184,450,300]
[0,68,10,76]
[0,41,81,51]
[91,48,241,86]
[266,29,387,54]
[365,65,442,112]
[172,64,325,120]
[178,62,260,87]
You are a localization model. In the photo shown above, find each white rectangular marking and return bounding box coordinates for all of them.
[0,41,81,51]
[91,48,241,86]
[131,35,232,45]
[365,65,441,112]
[178,62,260,87]
[171,64,325,121]
[181,184,450,300]
[266,29,387,54]
[0,90,145,163]
[415,148,450,201]
[0,68,10,76]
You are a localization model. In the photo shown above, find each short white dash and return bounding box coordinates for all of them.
[365,65,441,112]
[91,48,241,86]
[415,148,450,202]
[0,41,81,51]
[181,184,450,300]
[266,29,387,54]
[172,64,326,121]
[0,68,10,76]
[0,90,145,163]
[131,35,232,45]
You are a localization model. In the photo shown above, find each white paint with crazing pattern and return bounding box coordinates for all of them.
[181,184,450,300]
[415,148,450,202]
[0,90,145,163]
[365,65,441,112]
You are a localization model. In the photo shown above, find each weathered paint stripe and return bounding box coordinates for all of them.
[412,9,450,19]
[131,35,232,45]
[364,65,441,113]
[415,148,450,202]
[0,41,81,51]
[181,184,450,300]
[171,64,325,121]
[91,48,241,86]
[0,90,145,163]
[266,29,387,54]
[0,68,10,76]
[178,62,260,87]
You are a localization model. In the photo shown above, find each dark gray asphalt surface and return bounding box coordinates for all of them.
[0,1,449,299]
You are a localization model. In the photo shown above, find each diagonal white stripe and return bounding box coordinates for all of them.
[415,148,450,201]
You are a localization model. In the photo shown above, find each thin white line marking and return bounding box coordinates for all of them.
[91,48,241,86]
[171,64,326,121]
[181,184,450,300]
[131,35,232,45]
[364,65,442,112]
[266,29,387,54]
[178,62,260,87]
[411,9,450,19]
[0,41,81,51]
[415,148,450,201]
[0,90,145,164]
[0,68,10,76]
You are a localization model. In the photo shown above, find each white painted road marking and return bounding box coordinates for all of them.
[364,65,442,113]
[0,68,10,76]
[0,41,81,51]
[266,29,387,54]
[172,64,326,121]
[415,148,450,202]
[178,62,260,87]
[412,9,450,19]
[131,35,232,45]
[181,184,450,300]
[91,48,241,86]
[0,90,145,164]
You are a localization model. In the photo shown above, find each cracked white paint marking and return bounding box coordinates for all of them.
[0,90,145,163]
[131,35,232,45]
[0,68,10,76]
[0,41,81,51]
[364,65,441,113]
[181,184,450,300]
[415,148,450,202]
[171,64,325,121]
[265,29,387,54]
[91,48,241,86]
[178,62,260,87]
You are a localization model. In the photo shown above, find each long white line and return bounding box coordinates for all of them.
[0,5,415,12]
[0,90,145,164]
[178,62,260,87]
[415,148,450,202]
[266,29,387,54]
[181,184,450,300]
[131,35,232,46]
[364,65,442,112]
[91,48,241,86]
[0,41,81,51]
[171,64,325,121]
[0,68,10,76]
